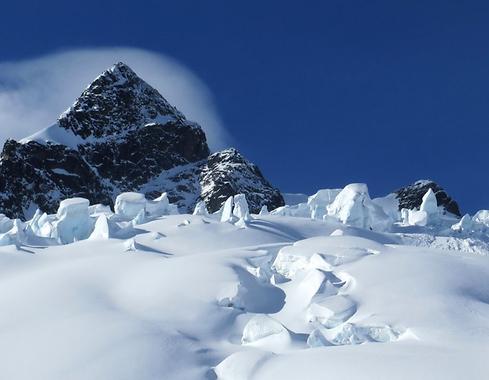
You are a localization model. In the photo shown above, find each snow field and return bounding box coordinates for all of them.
[0,185,488,379]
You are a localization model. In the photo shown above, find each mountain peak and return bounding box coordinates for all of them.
[57,63,185,139]
[102,61,139,83]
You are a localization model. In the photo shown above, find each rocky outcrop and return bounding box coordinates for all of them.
[200,148,284,213]
[394,180,461,216]
[0,63,284,219]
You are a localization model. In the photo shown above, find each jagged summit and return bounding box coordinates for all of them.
[0,63,284,219]
[57,62,187,139]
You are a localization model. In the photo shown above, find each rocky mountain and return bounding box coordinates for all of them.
[394,180,461,216]
[0,62,284,219]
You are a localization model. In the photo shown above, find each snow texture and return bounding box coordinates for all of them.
[0,185,488,380]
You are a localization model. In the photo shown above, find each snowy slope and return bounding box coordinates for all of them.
[0,185,488,379]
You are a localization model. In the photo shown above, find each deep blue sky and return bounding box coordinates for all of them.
[1,0,489,212]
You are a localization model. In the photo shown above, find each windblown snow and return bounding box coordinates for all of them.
[0,183,488,379]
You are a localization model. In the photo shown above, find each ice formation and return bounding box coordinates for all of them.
[220,196,234,222]
[115,192,146,219]
[0,183,487,380]
[53,198,92,244]
[146,193,179,217]
[419,188,438,214]
[451,214,473,233]
[192,201,209,216]
[308,189,341,213]
[327,184,391,231]
[271,188,341,219]
[89,214,110,240]
[241,315,290,350]
[233,194,250,221]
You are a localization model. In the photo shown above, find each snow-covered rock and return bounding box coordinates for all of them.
[394,179,461,216]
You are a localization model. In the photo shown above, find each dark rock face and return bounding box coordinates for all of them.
[0,140,112,218]
[58,62,186,139]
[394,180,461,216]
[200,148,284,213]
[0,63,284,219]
[79,121,209,191]
[138,148,285,214]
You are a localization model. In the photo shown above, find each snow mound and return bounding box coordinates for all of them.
[306,295,357,328]
[214,350,274,380]
[241,315,290,351]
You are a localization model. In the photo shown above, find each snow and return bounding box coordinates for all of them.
[53,198,92,244]
[307,188,341,210]
[20,123,87,149]
[241,315,290,352]
[420,188,438,214]
[146,192,179,217]
[282,193,308,206]
[327,183,391,231]
[220,196,234,222]
[114,192,146,219]
[191,201,207,216]
[0,188,488,379]
[233,194,250,221]
[88,214,110,240]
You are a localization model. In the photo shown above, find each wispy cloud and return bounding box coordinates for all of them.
[0,47,230,151]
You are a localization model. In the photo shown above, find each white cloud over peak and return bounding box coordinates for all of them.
[0,47,230,151]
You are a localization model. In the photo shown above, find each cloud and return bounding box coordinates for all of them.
[0,47,230,151]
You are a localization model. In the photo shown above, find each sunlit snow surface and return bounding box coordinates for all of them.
[1,190,489,379]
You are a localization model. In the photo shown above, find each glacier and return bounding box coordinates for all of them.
[0,183,487,379]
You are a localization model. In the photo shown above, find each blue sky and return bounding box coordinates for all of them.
[1,0,489,212]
